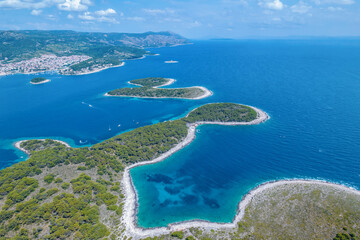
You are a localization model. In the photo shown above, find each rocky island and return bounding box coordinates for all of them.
[30,77,50,85]
[106,77,212,99]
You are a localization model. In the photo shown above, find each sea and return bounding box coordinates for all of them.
[1,39,359,228]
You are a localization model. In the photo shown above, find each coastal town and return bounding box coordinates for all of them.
[0,54,91,75]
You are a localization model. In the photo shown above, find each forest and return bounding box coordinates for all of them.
[0,103,257,239]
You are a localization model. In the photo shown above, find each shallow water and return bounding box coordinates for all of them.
[1,39,360,228]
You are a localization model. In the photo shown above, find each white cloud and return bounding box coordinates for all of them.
[142,8,175,15]
[222,0,248,6]
[67,13,74,19]
[327,6,344,10]
[190,20,202,27]
[78,11,118,23]
[143,8,166,15]
[95,8,116,16]
[0,0,93,11]
[47,14,56,20]
[58,0,90,11]
[31,9,42,15]
[291,1,312,13]
[259,0,284,10]
[98,16,118,23]
[78,11,94,20]
[126,16,145,21]
[313,0,355,4]
[0,0,62,9]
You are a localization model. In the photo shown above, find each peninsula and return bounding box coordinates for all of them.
[0,30,189,76]
[2,103,359,240]
[30,77,50,85]
[106,77,212,99]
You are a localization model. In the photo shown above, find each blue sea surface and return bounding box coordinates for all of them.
[1,39,360,228]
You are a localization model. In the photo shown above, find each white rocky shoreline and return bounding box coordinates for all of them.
[123,178,360,239]
[14,139,70,155]
[120,106,360,239]
[10,105,360,239]
[121,105,272,238]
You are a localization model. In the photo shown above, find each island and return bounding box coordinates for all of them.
[0,30,189,76]
[1,103,359,240]
[30,77,50,85]
[106,77,212,99]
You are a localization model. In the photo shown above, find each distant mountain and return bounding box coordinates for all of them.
[0,30,189,75]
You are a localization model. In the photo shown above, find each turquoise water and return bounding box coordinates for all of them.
[1,39,360,228]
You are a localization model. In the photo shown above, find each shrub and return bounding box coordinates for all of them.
[44,174,55,184]
[171,231,184,239]
[54,178,63,183]
[61,182,70,190]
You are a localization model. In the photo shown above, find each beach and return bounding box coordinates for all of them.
[121,106,270,238]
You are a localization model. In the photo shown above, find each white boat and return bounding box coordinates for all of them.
[164,60,178,63]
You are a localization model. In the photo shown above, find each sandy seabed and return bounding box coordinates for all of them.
[121,105,274,238]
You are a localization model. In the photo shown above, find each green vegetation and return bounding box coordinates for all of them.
[20,139,65,152]
[44,174,55,184]
[185,236,196,240]
[130,77,170,87]
[61,182,70,190]
[0,103,359,239]
[107,77,208,99]
[185,103,257,123]
[333,228,358,240]
[0,103,258,238]
[171,231,184,239]
[30,77,47,83]
[108,86,206,99]
[0,30,189,74]
[232,183,360,240]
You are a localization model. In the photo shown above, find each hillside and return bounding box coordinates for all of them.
[0,30,189,75]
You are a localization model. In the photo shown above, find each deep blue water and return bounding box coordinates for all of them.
[1,39,360,228]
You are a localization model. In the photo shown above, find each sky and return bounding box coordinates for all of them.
[0,0,359,38]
